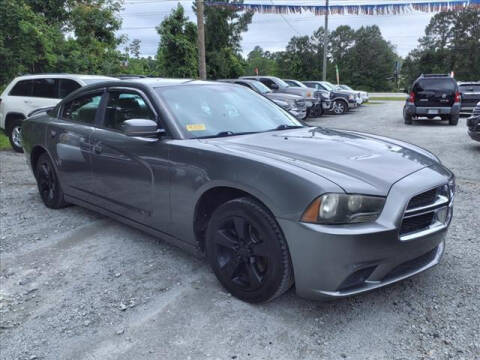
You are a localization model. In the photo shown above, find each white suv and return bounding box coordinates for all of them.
[0,74,116,152]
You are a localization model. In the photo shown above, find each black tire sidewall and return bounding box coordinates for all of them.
[36,153,67,209]
[206,198,291,303]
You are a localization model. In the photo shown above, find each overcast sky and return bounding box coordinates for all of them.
[118,0,434,58]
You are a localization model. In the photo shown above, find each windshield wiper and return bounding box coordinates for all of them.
[196,131,258,139]
[268,124,304,131]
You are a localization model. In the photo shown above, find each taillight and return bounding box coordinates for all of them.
[454,92,461,103]
[408,91,415,103]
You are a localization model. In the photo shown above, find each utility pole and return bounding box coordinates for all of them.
[322,0,329,81]
[196,0,207,80]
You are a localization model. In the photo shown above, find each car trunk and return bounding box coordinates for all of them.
[413,78,456,107]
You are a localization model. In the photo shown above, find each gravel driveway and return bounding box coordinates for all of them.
[1,101,479,360]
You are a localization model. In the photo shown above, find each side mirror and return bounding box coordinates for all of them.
[121,119,165,137]
[270,83,279,90]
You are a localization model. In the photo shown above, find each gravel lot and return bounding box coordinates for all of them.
[1,101,479,360]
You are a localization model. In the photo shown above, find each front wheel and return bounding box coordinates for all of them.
[36,153,68,209]
[206,197,294,303]
[331,100,347,115]
[8,120,24,153]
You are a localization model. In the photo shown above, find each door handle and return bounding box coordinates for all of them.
[93,143,103,154]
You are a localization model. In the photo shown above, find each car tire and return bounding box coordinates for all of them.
[35,153,68,209]
[8,119,24,153]
[332,100,347,115]
[449,114,459,126]
[205,197,294,303]
[403,107,413,124]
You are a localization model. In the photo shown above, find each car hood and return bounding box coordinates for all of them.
[205,127,437,196]
[278,87,314,99]
[266,93,303,102]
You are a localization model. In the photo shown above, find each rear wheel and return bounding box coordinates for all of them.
[206,197,294,303]
[449,114,459,126]
[403,107,413,125]
[36,153,68,209]
[8,119,24,153]
[331,100,347,115]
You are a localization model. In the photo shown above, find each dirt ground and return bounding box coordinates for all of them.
[1,101,479,360]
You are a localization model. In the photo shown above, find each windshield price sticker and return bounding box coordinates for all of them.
[186,124,206,131]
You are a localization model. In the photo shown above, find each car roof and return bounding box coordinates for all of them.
[14,74,116,81]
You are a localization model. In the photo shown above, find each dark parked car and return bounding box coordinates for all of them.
[219,79,307,119]
[22,78,455,303]
[403,74,461,125]
[240,76,323,117]
[458,82,480,115]
[467,101,480,142]
[302,81,357,114]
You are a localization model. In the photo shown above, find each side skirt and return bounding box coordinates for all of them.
[64,194,204,258]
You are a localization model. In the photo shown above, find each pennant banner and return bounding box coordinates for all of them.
[205,0,480,15]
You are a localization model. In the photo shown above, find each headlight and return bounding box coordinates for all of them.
[348,95,354,100]
[321,93,329,99]
[301,193,386,224]
[306,92,312,98]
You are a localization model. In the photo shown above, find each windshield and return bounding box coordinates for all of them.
[320,82,335,91]
[248,81,272,94]
[156,84,302,139]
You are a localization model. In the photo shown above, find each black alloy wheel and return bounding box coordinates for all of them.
[206,197,293,303]
[36,153,68,209]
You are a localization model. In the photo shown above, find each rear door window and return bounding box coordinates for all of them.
[414,79,456,92]
[9,80,33,96]
[59,79,81,98]
[32,78,58,98]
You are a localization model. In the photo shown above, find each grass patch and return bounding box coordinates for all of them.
[0,132,11,151]
[369,96,406,101]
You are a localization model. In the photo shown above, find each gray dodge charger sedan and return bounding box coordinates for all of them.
[22,78,455,303]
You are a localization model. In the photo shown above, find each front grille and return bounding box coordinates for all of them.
[295,99,306,109]
[401,212,435,234]
[407,188,437,210]
[400,185,450,238]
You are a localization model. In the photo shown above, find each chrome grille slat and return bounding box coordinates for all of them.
[400,185,452,240]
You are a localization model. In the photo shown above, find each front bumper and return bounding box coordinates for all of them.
[348,100,357,109]
[290,108,307,120]
[279,165,453,300]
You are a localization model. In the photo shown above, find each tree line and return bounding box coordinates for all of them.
[0,0,479,91]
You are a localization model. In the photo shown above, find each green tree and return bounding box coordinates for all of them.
[402,8,480,87]
[200,0,253,79]
[275,36,319,80]
[342,26,397,91]
[0,0,64,85]
[245,46,277,76]
[156,4,198,78]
